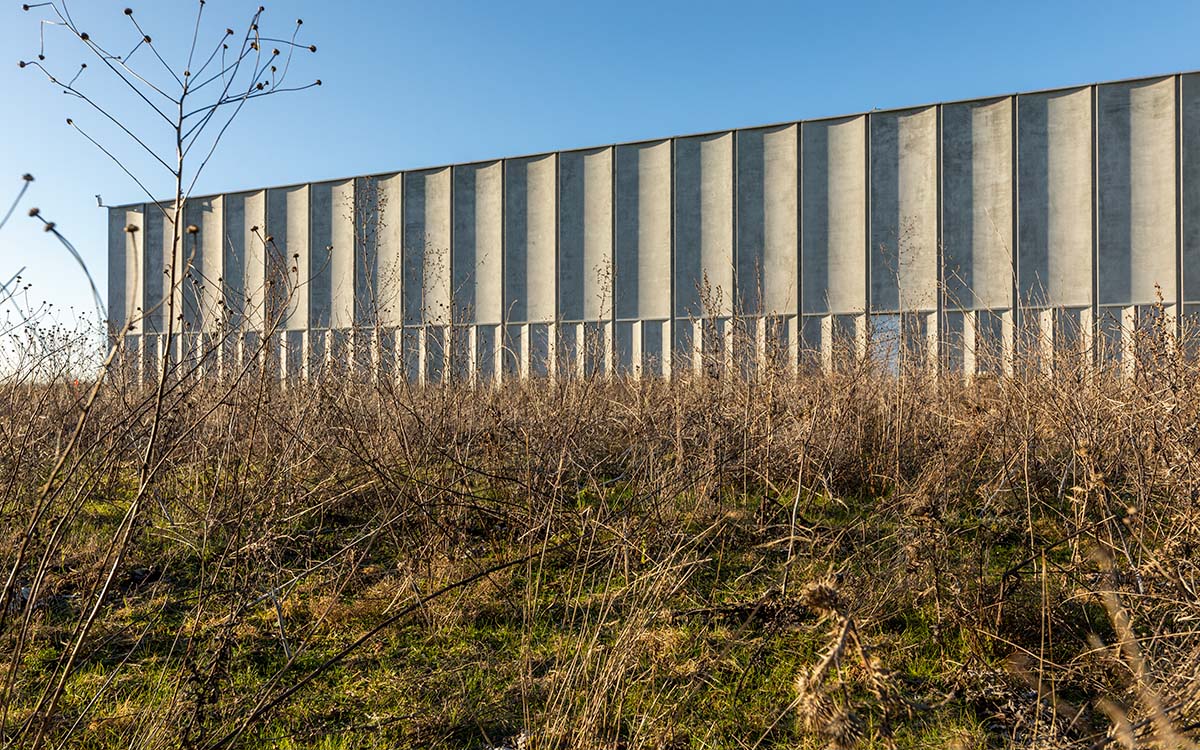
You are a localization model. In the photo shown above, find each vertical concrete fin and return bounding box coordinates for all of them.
[558,147,613,324]
[403,168,452,326]
[1017,87,1093,309]
[802,116,868,316]
[504,153,557,324]
[674,132,734,320]
[1098,77,1177,307]
[870,106,938,314]
[265,185,309,331]
[737,124,798,318]
[942,97,1014,312]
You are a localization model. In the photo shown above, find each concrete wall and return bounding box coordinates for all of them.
[107,72,1200,380]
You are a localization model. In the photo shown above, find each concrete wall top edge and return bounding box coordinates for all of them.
[109,70,1198,210]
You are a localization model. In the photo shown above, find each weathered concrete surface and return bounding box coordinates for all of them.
[505,154,557,324]
[1018,87,1093,308]
[402,168,451,326]
[1097,77,1176,306]
[870,106,938,314]
[107,72,1200,379]
[737,124,798,318]
[674,131,733,319]
[942,97,1013,311]
[559,147,613,324]
[802,115,867,315]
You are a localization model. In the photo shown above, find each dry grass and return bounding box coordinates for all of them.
[0,311,1198,750]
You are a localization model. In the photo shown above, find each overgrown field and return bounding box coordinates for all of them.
[2,332,1199,749]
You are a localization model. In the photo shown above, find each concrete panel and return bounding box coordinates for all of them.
[737,124,798,316]
[141,206,167,334]
[403,168,452,325]
[309,179,356,330]
[871,107,938,313]
[104,71,1200,382]
[183,196,224,333]
[643,319,668,377]
[453,161,503,325]
[802,116,867,315]
[1098,77,1177,305]
[615,140,672,321]
[942,97,1014,311]
[222,190,266,331]
[353,173,403,327]
[266,185,309,330]
[674,132,734,318]
[504,154,557,323]
[1017,87,1093,307]
[559,147,613,322]
[107,207,143,334]
[1186,74,1200,304]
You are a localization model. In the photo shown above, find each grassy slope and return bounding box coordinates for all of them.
[3,351,1199,749]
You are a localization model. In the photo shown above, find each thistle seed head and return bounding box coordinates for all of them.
[823,707,864,750]
[800,579,843,616]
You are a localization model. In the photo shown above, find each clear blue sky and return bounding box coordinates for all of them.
[2,0,1198,326]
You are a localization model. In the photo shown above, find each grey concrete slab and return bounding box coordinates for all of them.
[870,106,938,313]
[802,116,867,315]
[674,132,734,319]
[402,168,452,325]
[1098,77,1177,306]
[615,140,671,321]
[141,206,169,334]
[1186,74,1200,305]
[1017,87,1093,307]
[104,71,1200,380]
[504,154,557,324]
[308,179,355,330]
[452,162,503,326]
[107,207,142,334]
[558,147,612,322]
[736,124,798,317]
[942,97,1014,311]
[266,185,310,331]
